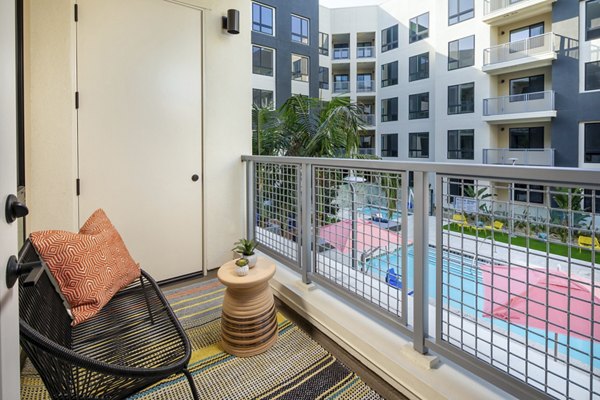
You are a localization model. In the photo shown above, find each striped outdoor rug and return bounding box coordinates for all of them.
[21,278,384,399]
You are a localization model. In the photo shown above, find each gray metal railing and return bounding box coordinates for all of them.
[243,155,600,400]
[483,90,555,116]
[483,148,555,166]
[484,0,527,15]
[483,33,555,66]
[333,81,350,93]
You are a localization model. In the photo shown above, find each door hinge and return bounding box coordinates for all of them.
[76,178,80,196]
[74,4,78,22]
[75,92,79,109]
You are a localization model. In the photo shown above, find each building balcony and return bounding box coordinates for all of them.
[483,0,556,26]
[483,33,556,75]
[356,80,375,93]
[361,114,375,126]
[333,81,350,93]
[357,147,375,155]
[333,47,350,60]
[483,148,555,166]
[482,90,556,124]
[357,46,375,59]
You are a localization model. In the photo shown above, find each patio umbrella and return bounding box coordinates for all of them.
[481,264,600,341]
[318,219,402,254]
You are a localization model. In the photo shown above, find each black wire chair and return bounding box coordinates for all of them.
[18,240,199,399]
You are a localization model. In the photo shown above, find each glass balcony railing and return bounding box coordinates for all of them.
[484,0,526,15]
[357,147,375,155]
[357,46,375,58]
[333,81,350,93]
[483,148,555,166]
[361,114,375,126]
[483,90,555,116]
[356,80,374,92]
[333,47,350,60]
[483,33,555,67]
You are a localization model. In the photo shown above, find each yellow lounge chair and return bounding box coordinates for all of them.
[578,235,600,251]
[484,220,504,231]
[452,214,469,228]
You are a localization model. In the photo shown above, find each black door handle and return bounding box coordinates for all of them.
[5,194,29,223]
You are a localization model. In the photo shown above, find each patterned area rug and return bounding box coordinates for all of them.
[21,279,384,399]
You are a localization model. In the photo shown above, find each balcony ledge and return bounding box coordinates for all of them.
[483,110,557,124]
[483,0,556,26]
[482,52,556,75]
[267,253,515,400]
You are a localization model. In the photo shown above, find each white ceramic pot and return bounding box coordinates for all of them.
[235,265,249,276]
[245,253,257,268]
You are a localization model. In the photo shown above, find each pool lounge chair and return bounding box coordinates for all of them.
[452,214,469,228]
[484,220,504,231]
[578,235,600,251]
[385,268,414,295]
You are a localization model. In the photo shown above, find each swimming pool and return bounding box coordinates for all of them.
[367,247,600,368]
[359,206,401,222]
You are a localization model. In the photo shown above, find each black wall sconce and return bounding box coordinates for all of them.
[222,9,240,35]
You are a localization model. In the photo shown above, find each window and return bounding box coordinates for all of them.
[319,32,329,55]
[319,67,329,90]
[381,97,398,122]
[253,89,273,108]
[409,13,429,43]
[584,189,600,213]
[252,3,274,35]
[357,74,373,92]
[409,53,429,81]
[586,0,600,41]
[585,61,600,91]
[510,75,544,100]
[357,42,374,58]
[448,129,474,159]
[333,74,349,93]
[252,45,274,76]
[409,132,429,158]
[381,61,398,87]
[291,15,309,44]
[514,184,544,204]
[448,35,475,70]
[409,92,429,119]
[381,25,398,52]
[333,43,350,59]
[509,23,544,52]
[291,54,309,82]
[381,134,398,157]
[449,178,474,201]
[585,123,600,163]
[360,133,375,153]
[509,127,544,149]
[449,0,474,25]
[448,82,474,114]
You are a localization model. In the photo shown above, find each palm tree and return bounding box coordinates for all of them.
[252,103,282,156]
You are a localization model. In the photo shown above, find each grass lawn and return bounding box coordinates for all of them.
[445,223,600,264]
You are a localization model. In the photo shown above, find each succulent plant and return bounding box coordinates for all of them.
[232,239,257,256]
[235,258,249,267]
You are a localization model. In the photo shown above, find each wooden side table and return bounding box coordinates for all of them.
[217,257,277,357]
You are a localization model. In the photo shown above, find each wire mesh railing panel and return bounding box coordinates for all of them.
[254,162,300,265]
[439,177,600,400]
[312,166,410,319]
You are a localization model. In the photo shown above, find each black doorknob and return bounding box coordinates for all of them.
[5,194,29,224]
[191,174,199,182]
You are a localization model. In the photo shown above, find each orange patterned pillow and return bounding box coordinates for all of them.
[30,209,140,326]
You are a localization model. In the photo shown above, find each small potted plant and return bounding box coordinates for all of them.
[234,258,249,276]
[232,238,257,268]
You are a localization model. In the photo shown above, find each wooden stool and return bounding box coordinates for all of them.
[217,257,277,357]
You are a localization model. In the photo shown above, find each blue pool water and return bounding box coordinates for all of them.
[367,247,600,368]
[359,206,401,222]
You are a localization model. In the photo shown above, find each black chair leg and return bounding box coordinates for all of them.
[183,368,199,400]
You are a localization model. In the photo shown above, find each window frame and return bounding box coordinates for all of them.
[252,45,274,77]
[252,88,274,108]
[448,35,475,71]
[447,82,474,115]
[509,127,544,149]
[409,13,429,44]
[381,133,399,157]
[586,0,600,41]
[514,184,544,204]
[585,61,600,91]
[291,14,309,45]
[409,132,429,158]
[381,24,399,52]
[448,0,474,26]
[447,129,474,160]
[409,52,429,82]
[381,61,398,87]
[585,122,600,163]
[319,66,329,90]
[319,32,329,55]
[291,54,309,82]
[381,97,398,122]
[252,2,275,36]
[409,92,429,120]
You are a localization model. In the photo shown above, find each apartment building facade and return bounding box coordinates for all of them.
[316,0,600,173]
[251,0,320,109]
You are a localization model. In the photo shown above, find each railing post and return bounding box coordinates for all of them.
[246,160,255,242]
[413,171,430,354]
[301,162,312,284]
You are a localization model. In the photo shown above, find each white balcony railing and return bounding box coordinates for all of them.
[483,90,555,116]
[333,47,350,60]
[483,32,555,66]
[244,155,600,400]
[357,46,375,58]
[356,80,374,92]
[484,0,526,15]
[483,148,555,166]
[333,81,350,93]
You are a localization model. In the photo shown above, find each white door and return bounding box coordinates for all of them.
[0,0,20,397]
[77,0,203,281]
